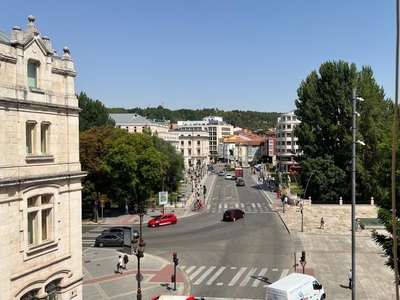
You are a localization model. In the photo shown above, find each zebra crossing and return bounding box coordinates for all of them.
[206,202,274,214]
[181,265,289,288]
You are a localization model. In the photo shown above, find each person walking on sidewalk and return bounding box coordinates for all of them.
[320,217,325,229]
[116,255,123,274]
[348,269,352,289]
[125,204,129,215]
[123,254,129,270]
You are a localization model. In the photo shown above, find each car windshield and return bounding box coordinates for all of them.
[153,216,162,220]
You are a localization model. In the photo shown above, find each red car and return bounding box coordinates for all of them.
[151,295,196,300]
[222,209,245,222]
[151,296,196,300]
[148,213,178,227]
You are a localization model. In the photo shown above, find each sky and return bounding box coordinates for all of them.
[0,1,395,113]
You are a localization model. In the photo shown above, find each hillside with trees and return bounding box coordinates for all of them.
[108,106,282,132]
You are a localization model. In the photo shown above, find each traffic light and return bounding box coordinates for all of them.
[300,251,306,262]
[173,252,179,266]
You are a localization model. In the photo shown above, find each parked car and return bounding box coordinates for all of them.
[222,209,245,221]
[148,213,178,227]
[236,178,245,186]
[225,173,232,180]
[102,226,140,238]
[218,170,225,176]
[94,233,124,247]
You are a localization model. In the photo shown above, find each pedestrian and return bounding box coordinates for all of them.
[117,255,123,274]
[152,200,156,212]
[320,217,325,229]
[123,254,129,270]
[125,204,129,215]
[348,269,352,289]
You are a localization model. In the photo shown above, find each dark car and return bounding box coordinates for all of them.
[102,226,140,238]
[222,209,245,221]
[236,178,245,186]
[148,213,178,227]
[94,233,124,247]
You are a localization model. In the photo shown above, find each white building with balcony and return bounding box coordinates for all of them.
[177,116,233,163]
[276,111,301,172]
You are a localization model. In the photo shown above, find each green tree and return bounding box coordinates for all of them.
[100,131,167,206]
[80,126,117,205]
[78,92,115,132]
[294,60,391,202]
[372,136,400,278]
[151,134,185,191]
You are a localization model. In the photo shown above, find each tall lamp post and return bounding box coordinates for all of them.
[351,89,364,299]
[132,201,146,300]
[301,170,315,232]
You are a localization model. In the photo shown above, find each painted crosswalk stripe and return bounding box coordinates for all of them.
[184,265,196,274]
[279,269,289,279]
[228,267,247,286]
[194,266,216,285]
[206,266,226,285]
[240,267,257,286]
[189,266,206,280]
[252,268,268,287]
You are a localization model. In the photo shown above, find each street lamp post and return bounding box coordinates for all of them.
[132,201,146,300]
[351,89,364,299]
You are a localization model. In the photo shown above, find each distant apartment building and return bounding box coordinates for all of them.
[221,129,264,165]
[170,128,210,169]
[276,111,301,172]
[177,116,234,163]
[0,16,85,299]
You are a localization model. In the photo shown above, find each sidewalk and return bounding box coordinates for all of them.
[82,173,216,299]
[254,174,397,299]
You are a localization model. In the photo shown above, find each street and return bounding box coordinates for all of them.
[82,168,294,299]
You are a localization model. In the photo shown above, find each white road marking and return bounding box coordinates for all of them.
[194,266,216,285]
[252,268,268,287]
[228,267,247,286]
[189,266,206,280]
[239,267,257,286]
[206,266,226,285]
[279,269,289,279]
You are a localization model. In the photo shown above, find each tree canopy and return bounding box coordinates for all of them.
[78,92,115,132]
[294,60,392,204]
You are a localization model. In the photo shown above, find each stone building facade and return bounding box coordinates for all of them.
[0,16,85,299]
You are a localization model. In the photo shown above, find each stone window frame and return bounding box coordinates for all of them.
[21,185,60,259]
[27,59,40,88]
[27,194,54,247]
[25,120,54,162]
[26,120,37,155]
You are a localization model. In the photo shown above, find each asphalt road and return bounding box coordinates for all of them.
[146,170,294,299]
[81,169,294,299]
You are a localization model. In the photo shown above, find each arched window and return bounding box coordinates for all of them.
[45,279,60,300]
[20,289,39,300]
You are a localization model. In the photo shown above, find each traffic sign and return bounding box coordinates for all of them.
[159,191,168,205]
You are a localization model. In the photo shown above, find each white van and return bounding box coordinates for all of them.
[266,273,326,300]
